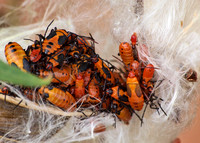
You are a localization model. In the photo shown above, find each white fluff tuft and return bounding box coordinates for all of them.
[0,0,200,143]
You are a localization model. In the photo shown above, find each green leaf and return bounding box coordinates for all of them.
[0,60,52,87]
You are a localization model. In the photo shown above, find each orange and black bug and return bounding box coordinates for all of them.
[141,63,155,88]
[0,86,9,96]
[41,28,77,55]
[76,35,95,54]
[75,54,93,73]
[111,100,132,124]
[36,66,70,84]
[91,54,115,85]
[185,69,197,82]
[144,81,154,97]
[0,86,20,106]
[38,20,77,55]
[5,42,30,72]
[46,48,67,69]
[126,71,144,111]
[74,73,85,99]
[130,32,137,46]
[119,42,134,67]
[38,86,76,111]
[22,88,39,101]
[106,86,129,105]
[85,78,101,104]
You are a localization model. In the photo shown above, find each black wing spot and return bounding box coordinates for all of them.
[56,54,64,66]
[11,49,17,53]
[46,45,52,49]
[9,45,15,48]
[118,94,129,102]
[48,42,54,45]
[58,35,67,45]
[101,63,111,79]
[8,42,13,45]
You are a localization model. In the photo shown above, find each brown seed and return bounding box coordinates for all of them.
[93,123,106,133]
[185,69,197,82]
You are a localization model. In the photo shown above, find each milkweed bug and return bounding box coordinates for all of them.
[38,86,76,111]
[5,42,30,72]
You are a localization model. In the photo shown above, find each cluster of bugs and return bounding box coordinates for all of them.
[1,21,166,125]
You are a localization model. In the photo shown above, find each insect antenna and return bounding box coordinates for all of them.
[44,19,54,38]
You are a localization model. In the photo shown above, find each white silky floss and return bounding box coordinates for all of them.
[0,0,200,143]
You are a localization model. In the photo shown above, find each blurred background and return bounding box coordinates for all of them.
[0,0,200,143]
[178,107,200,143]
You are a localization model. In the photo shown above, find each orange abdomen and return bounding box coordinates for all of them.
[60,66,76,87]
[74,74,85,99]
[5,42,30,72]
[119,42,134,66]
[142,64,154,83]
[39,86,76,111]
[52,67,70,83]
[86,79,100,104]
[37,67,70,84]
